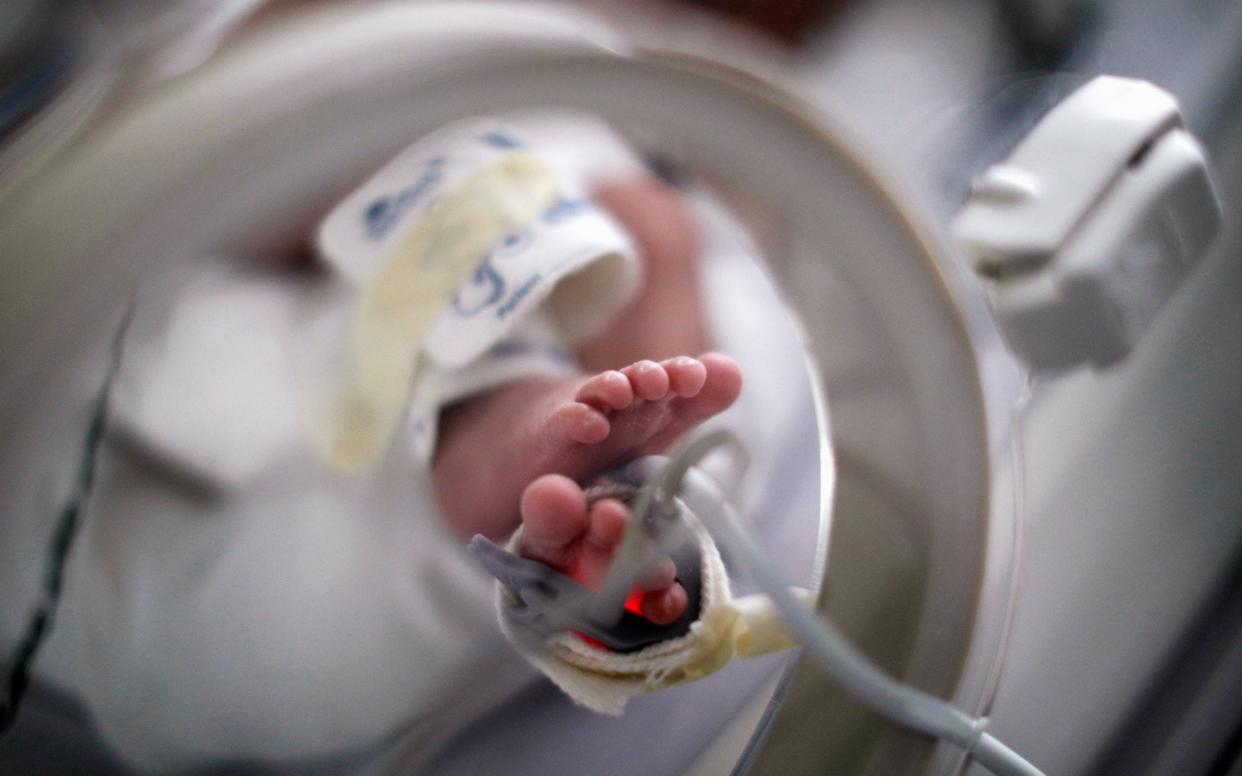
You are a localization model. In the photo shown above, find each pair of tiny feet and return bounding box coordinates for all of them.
[520,353,741,626]
[436,352,742,628]
[432,175,738,631]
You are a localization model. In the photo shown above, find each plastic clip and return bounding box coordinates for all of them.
[468,459,705,652]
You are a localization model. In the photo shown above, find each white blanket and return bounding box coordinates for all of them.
[23,115,811,771]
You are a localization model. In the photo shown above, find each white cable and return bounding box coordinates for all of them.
[629,431,1044,776]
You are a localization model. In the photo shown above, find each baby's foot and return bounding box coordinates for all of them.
[518,473,688,625]
[548,354,721,450]
[433,353,741,540]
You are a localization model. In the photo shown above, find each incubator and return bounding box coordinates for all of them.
[1,1,1240,775]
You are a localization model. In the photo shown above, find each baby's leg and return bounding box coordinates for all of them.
[433,353,741,541]
[577,176,710,371]
[519,474,688,625]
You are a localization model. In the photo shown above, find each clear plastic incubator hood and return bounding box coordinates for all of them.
[0,3,1229,776]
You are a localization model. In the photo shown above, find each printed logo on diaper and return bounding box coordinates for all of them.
[317,125,537,286]
[478,130,527,150]
[423,199,634,368]
[362,156,446,242]
[449,198,596,319]
[362,132,529,244]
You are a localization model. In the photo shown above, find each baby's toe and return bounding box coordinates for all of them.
[640,584,689,625]
[622,360,670,401]
[662,356,707,397]
[575,370,634,411]
[519,474,589,566]
[585,498,628,551]
[550,401,611,444]
[573,498,629,587]
[636,557,677,592]
[692,353,744,409]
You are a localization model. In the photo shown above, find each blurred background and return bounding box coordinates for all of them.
[2,1,1241,775]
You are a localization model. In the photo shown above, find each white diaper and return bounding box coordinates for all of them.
[317,116,642,468]
[109,117,645,484]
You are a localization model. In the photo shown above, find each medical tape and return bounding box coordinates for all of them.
[489,454,812,714]
[330,152,562,471]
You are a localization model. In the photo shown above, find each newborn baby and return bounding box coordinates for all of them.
[18,116,750,771]
[432,175,742,626]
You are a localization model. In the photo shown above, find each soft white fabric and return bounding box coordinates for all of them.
[317,116,642,463]
[41,262,536,770]
[22,112,813,771]
[495,496,809,716]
